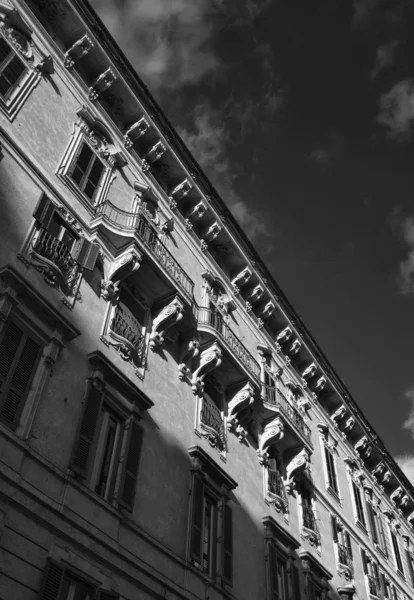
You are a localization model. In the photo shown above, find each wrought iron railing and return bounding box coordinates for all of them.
[110,304,146,364]
[201,395,226,449]
[94,202,194,300]
[268,469,286,499]
[32,228,79,289]
[303,504,318,532]
[196,306,261,381]
[337,543,352,568]
[264,385,312,443]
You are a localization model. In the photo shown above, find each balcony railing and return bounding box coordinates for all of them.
[94,202,194,300]
[110,304,146,364]
[337,543,352,568]
[264,385,312,443]
[268,469,287,498]
[303,504,318,532]
[32,228,79,290]
[196,306,261,381]
[201,395,226,449]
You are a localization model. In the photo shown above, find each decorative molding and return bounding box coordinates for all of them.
[178,339,200,380]
[188,200,207,222]
[203,222,221,244]
[331,405,347,424]
[261,301,275,320]
[191,342,222,395]
[302,362,317,380]
[276,325,292,344]
[169,178,192,202]
[287,338,301,355]
[145,140,167,165]
[124,116,150,148]
[149,296,185,351]
[248,284,264,304]
[314,376,327,393]
[257,416,284,465]
[227,380,255,438]
[231,267,252,293]
[88,67,117,102]
[100,250,142,301]
[285,447,311,493]
[354,436,371,458]
[63,34,94,68]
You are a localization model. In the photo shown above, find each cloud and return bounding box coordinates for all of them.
[377,79,414,141]
[370,40,399,80]
[401,386,414,435]
[391,210,414,294]
[89,0,223,92]
[395,454,414,484]
[176,103,271,243]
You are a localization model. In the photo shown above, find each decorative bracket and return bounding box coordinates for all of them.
[302,362,317,380]
[314,376,327,393]
[149,296,185,351]
[227,380,255,435]
[261,301,275,320]
[146,140,167,165]
[248,284,264,304]
[342,416,354,433]
[64,34,94,69]
[285,447,311,494]
[169,178,192,202]
[124,117,150,148]
[287,338,301,356]
[354,436,371,458]
[100,250,142,301]
[188,200,207,222]
[191,342,222,395]
[331,405,347,424]
[178,339,200,380]
[257,416,284,465]
[276,325,292,344]
[231,267,252,294]
[88,67,117,102]
[203,222,221,244]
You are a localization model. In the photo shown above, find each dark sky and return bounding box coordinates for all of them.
[90,0,414,479]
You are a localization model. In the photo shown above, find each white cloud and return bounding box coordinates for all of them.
[392,212,414,294]
[401,386,414,436]
[370,40,399,80]
[377,79,414,141]
[177,102,271,243]
[395,454,414,484]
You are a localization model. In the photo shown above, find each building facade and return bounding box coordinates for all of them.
[0,1,413,599]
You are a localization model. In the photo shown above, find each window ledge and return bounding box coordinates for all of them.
[356,520,368,536]
[374,545,388,561]
[186,563,235,598]
[327,486,342,505]
[397,569,405,581]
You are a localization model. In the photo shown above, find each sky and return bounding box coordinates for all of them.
[89,0,414,482]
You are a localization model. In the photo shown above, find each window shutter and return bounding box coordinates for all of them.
[268,543,279,600]
[0,322,41,428]
[406,550,414,586]
[72,238,100,271]
[37,559,65,600]
[378,516,388,557]
[221,502,233,585]
[291,565,301,600]
[189,472,204,565]
[33,194,55,229]
[345,531,353,560]
[71,384,103,478]
[361,549,368,574]
[331,515,338,542]
[381,573,389,599]
[118,419,143,511]
[96,591,120,600]
[367,502,378,543]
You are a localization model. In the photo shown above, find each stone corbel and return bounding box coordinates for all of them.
[178,340,200,380]
[231,267,252,294]
[191,343,222,395]
[382,470,391,484]
[276,325,292,344]
[169,178,192,202]
[227,381,255,434]
[390,486,404,505]
[203,222,221,244]
[100,250,142,301]
[400,494,409,508]
[331,405,347,424]
[317,423,329,442]
[407,512,414,526]
[64,34,94,69]
[287,338,301,356]
[285,447,311,494]
[124,117,150,148]
[88,67,117,102]
[372,462,385,479]
[149,296,185,351]
[257,416,284,465]
[314,376,327,393]
[342,416,355,433]
[248,284,264,304]
[354,436,371,458]
[188,200,207,222]
[363,485,373,502]
[261,301,275,320]
[145,140,167,165]
[302,362,317,380]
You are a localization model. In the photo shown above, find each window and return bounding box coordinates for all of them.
[263,516,301,600]
[0,320,41,430]
[267,456,288,513]
[324,445,339,495]
[71,380,144,511]
[31,194,100,296]
[300,483,317,531]
[390,529,404,575]
[406,549,414,586]
[199,378,225,451]
[361,549,383,598]
[69,142,105,203]
[351,480,366,528]
[331,516,353,574]
[188,446,236,586]
[366,500,388,556]
[38,559,119,600]
[268,544,289,600]
[0,37,26,98]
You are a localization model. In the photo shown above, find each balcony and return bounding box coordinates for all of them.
[200,394,226,451]
[196,306,261,384]
[93,202,194,301]
[337,543,352,568]
[268,469,288,512]
[263,384,312,445]
[109,303,146,365]
[31,228,80,293]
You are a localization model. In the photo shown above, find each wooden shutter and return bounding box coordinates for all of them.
[118,419,143,511]
[291,565,301,600]
[345,531,353,560]
[378,515,388,556]
[72,238,100,271]
[361,548,368,574]
[71,384,103,478]
[189,473,204,565]
[0,321,41,428]
[331,515,338,542]
[367,502,378,543]
[221,502,233,585]
[96,591,120,600]
[33,194,55,229]
[268,543,279,600]
[37,559,66,600]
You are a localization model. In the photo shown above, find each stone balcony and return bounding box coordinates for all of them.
[262,384,312,449]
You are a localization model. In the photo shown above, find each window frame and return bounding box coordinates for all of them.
[298,480,320,547]
[390,527,404,576]
[350,476,367,531]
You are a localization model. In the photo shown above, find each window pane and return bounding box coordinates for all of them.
[71,144,93,185]
[0,55,26,97]
[0,38,12,65]
[95,415,117,498]
[83,156,104,200]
